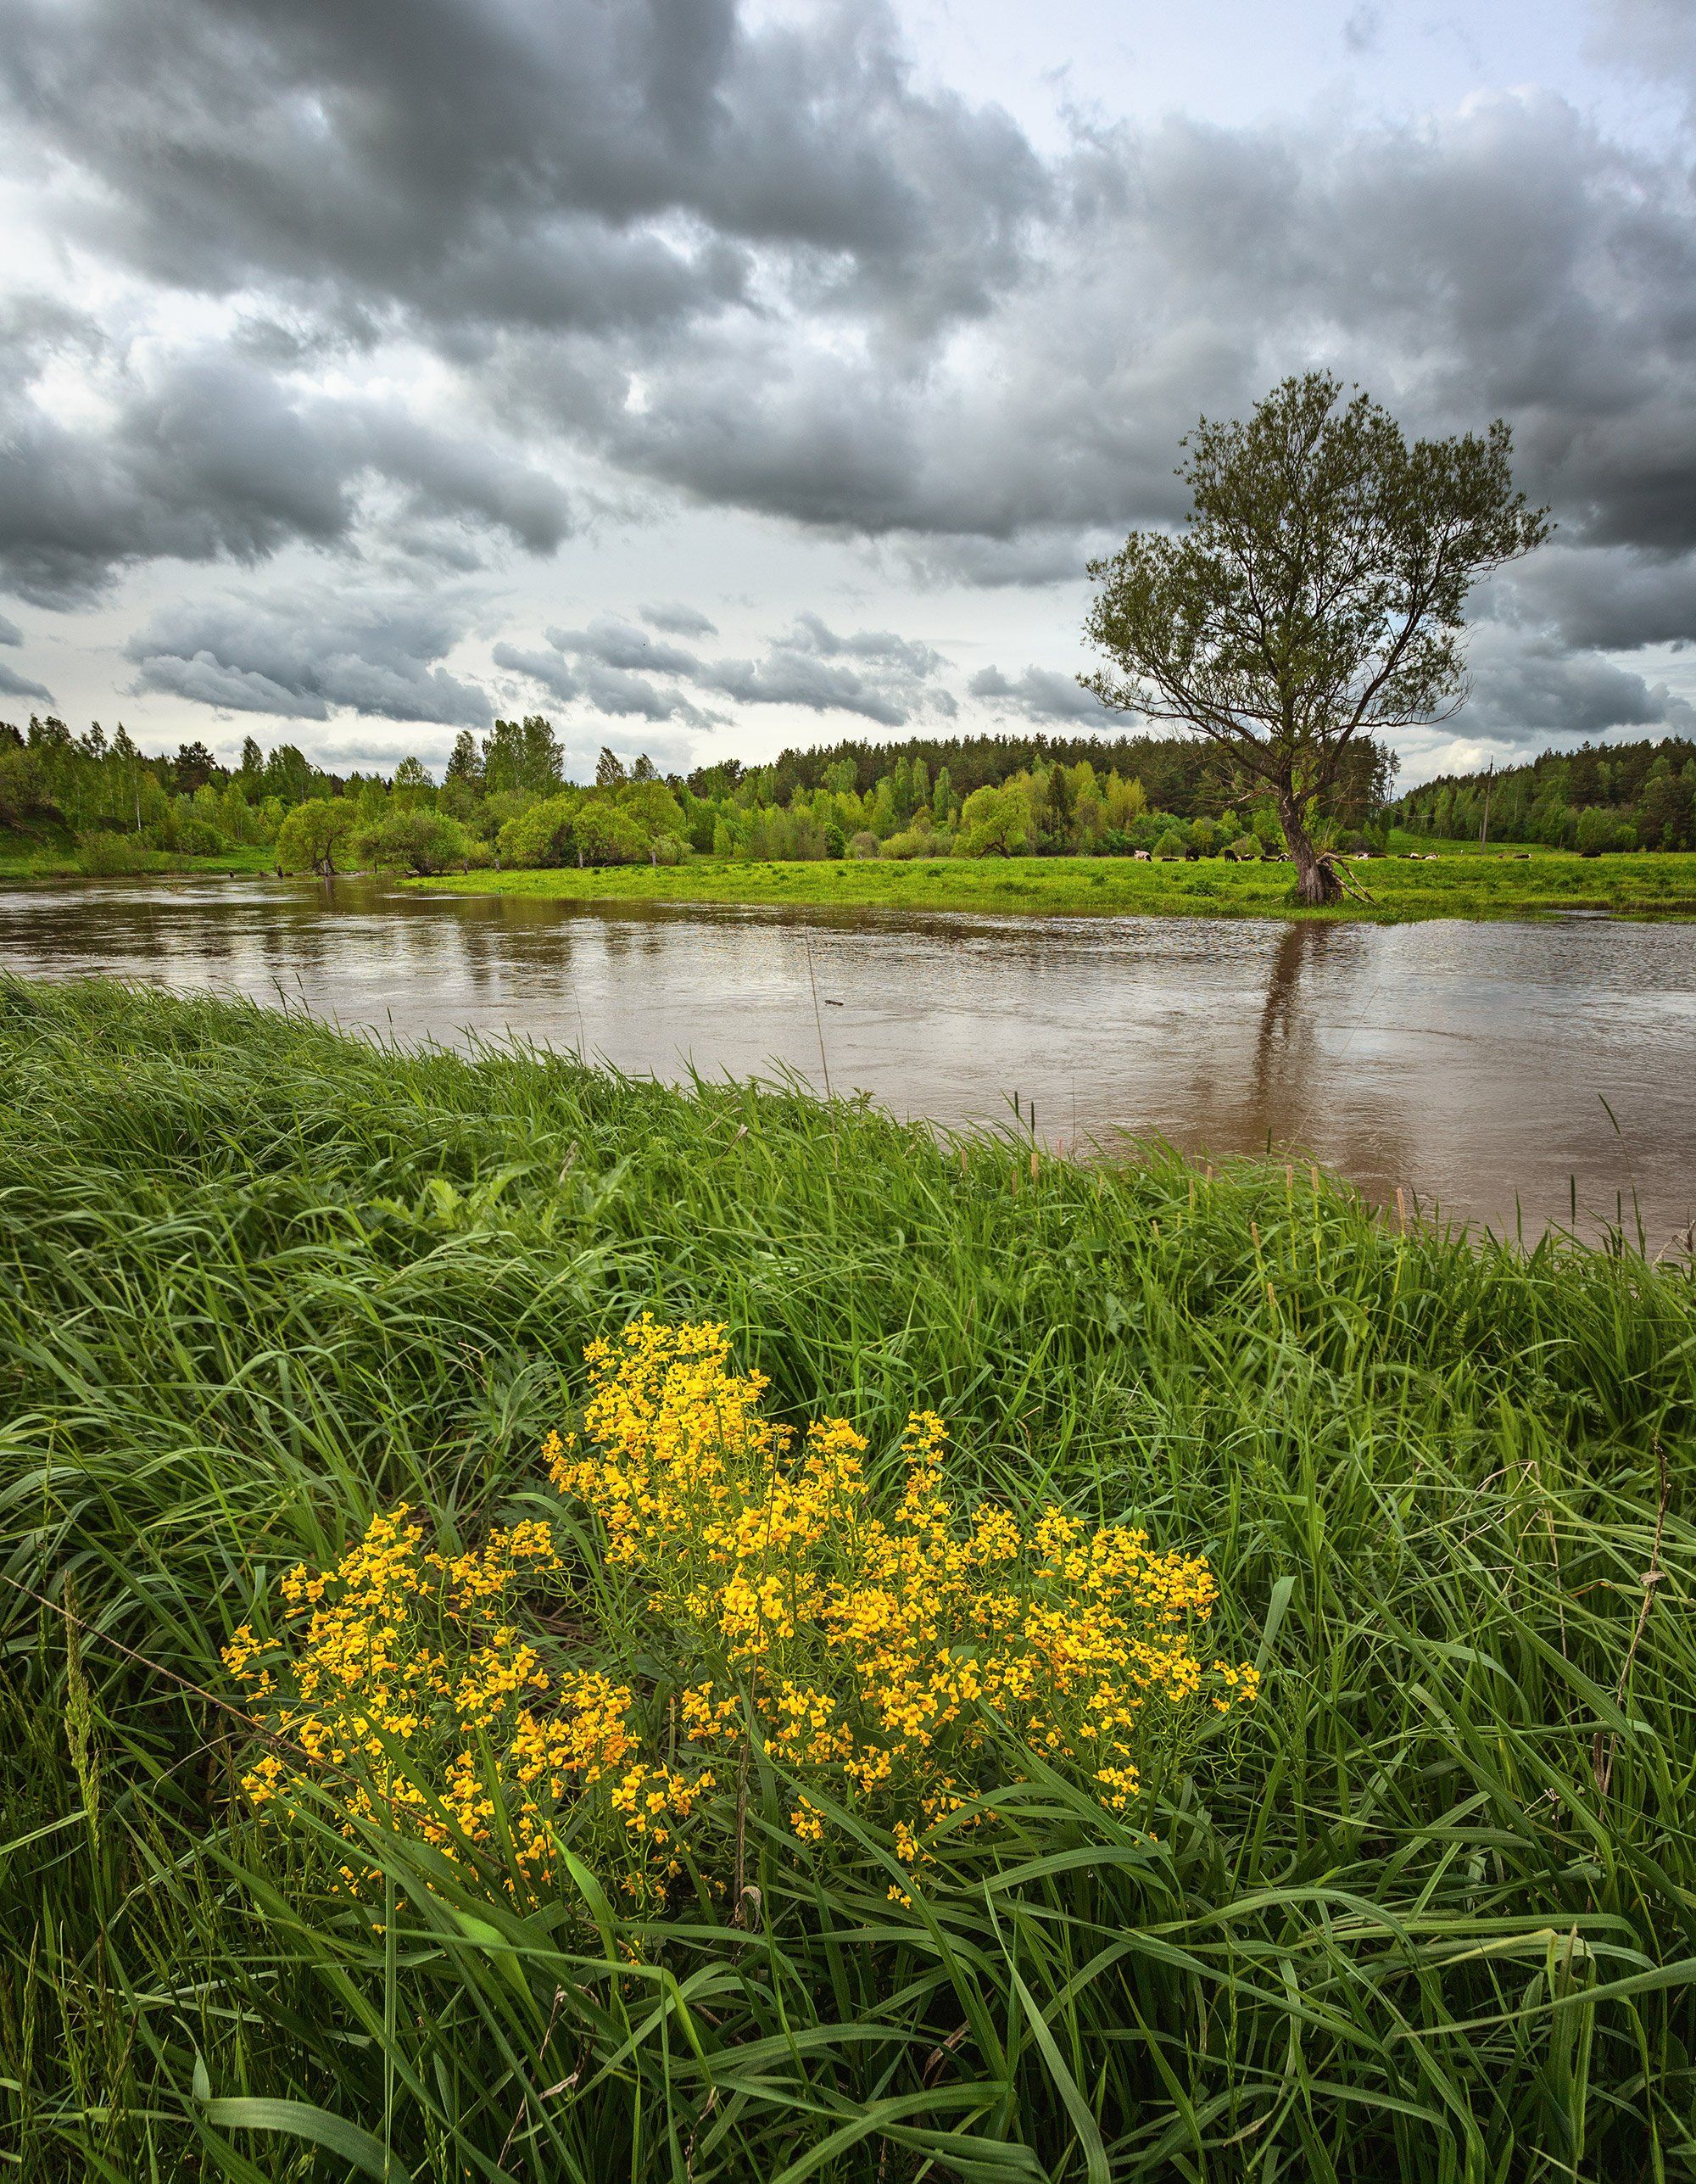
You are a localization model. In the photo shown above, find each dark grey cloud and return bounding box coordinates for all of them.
[969,664,1109,723]
[489,643,579,706]
[125,588,491,725]
[573,93,1696,578]
[700,651,907,726]
[499,607,952,729]
[641,600,718,639]
[576,660,711,724]
[785,611,943,679]
[547,617,706,677]
[5,0,1696,759]
[0,662,53,701]
[693,613,953,723]
[1493,545,1696,653]
[498,633,716,725]
[0,609,52,700]
[0,341,571,606]
[0,0,1043,340]
[1459,622,1694,747]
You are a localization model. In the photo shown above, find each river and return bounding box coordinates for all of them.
[3,874,1693,1248]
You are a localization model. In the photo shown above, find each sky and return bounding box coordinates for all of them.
[3,0,1696,787]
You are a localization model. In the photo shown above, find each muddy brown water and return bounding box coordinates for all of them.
[3,874,1693,1248]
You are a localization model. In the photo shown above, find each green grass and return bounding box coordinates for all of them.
[413,841,1696,924]
[2,976,1693,2181]
[0,826,276,879]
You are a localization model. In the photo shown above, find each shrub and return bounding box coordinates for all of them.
[1576,806,1638,857]
[880,825,946,860]
[498,790,581,867]
[847,829,879,858]
[75,829,148,875]
[226,1320,1254,1908]
[356,809,483,875]
[170,816,229,857]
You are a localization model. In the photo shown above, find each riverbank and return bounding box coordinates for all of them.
[2,975,1691,2181]
[0,825,276,879]
[414,841,1696,921]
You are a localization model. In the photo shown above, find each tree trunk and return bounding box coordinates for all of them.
[1277,796,1342,907]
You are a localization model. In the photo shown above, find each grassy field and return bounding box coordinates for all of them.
[0,825,276,879]
[2,976,1693,2181]
[415,840,1696,923]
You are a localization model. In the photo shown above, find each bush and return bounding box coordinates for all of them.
[166,817,229,857]
[500,795,649,869]
[75,829,148,875]
[499,791,583,868]
[847,829,880,858]
[226,1321,1255,1901]
[954,783,1029,857]
[357,809,483,875]
[881,825,946,860]
[1576,806,1638,857]
[1152,824,1190,860]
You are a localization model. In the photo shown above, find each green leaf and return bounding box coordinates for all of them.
[1257,1573,1296,1671]
[1004,1963,1110,2184]
[199,2096,413,2182]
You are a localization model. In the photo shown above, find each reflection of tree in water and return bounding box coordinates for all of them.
[1250,922,1333,1146]
[1243,920,1424,1212]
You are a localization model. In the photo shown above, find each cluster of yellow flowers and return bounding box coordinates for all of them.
[226,1317,1256,1902]
[220,1506,688,1891]
[549,1317,1255,1889]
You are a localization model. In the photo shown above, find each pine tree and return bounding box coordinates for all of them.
[444,729,483,788]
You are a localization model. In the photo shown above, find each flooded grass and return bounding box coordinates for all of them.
[2,977,1693,2181]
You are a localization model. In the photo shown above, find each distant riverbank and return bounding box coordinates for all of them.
[415,842,1696,922]
[0,826,275,880]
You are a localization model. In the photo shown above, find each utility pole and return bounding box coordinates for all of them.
[1478,760,1495,850]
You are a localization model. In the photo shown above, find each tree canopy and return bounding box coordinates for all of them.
[1082,372,1551,902]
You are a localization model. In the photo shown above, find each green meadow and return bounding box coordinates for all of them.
[1,976,1693,2180]
[416,841,1696,923]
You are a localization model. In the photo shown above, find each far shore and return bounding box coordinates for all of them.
[409,843,1696,923]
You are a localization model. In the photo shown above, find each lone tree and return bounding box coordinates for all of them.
[1082,373,1550,903]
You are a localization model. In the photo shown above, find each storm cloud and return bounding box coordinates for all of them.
[969,665,1111,725]
[0,339,571,608]
[1,0,1694,761]
[0,612,52,702]
[497,608,955,729]
[125,589,493,727]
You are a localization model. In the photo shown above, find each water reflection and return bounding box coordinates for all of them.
[2,874,1693,1248]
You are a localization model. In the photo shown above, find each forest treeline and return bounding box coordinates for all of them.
[1,712,1398,875]
[1395,735,1696,852]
